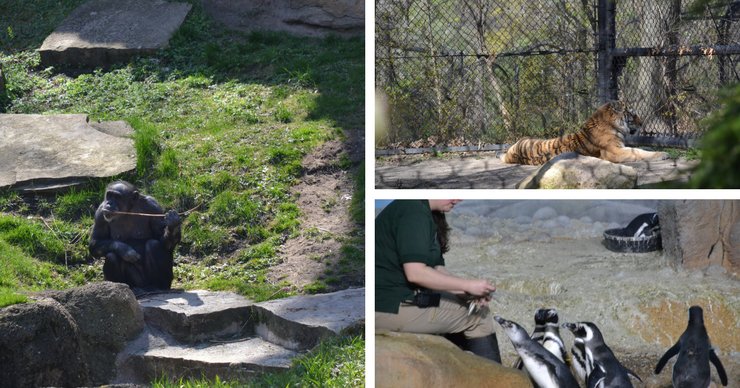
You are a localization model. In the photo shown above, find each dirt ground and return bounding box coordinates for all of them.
[268,130,364,292]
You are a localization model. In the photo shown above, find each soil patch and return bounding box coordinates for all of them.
[269,130,364,292]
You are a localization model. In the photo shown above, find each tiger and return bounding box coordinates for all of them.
[502,101,669,165]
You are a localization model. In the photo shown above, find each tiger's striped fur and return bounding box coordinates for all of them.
[502,101,668,165]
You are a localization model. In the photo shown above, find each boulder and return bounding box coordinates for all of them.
[517,152,637,189]
[376,331,533,388]
[659,200,740,274]
[0,298,90,387]
[39,0,192,68]
[202,0,364,37]
[42,282,145,385]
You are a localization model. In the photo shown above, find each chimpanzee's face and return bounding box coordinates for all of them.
[102,182,138,222]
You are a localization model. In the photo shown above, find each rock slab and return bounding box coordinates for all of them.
[203,0,363,37]
[39,0,192,67]
[253,287,365,350]
[139,290,255,343]
[0,114,135,190]
[116,288,365,383]
[376,331,533,388]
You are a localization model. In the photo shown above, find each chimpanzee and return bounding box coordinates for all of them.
[89,181,181,290]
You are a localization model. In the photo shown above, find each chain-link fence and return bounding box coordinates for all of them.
[375,0,740,148]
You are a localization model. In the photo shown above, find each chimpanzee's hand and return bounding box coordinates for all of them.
[122,247,141,263]
[164,210,181,227]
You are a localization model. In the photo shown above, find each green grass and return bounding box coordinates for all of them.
[0,0,363,302]
[0,3,364,383]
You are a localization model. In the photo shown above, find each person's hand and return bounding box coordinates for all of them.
[464,279,496,297]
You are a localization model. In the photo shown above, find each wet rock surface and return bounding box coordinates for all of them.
[0,114,135,191]
[444,200,739,388]
[39,0,192,68]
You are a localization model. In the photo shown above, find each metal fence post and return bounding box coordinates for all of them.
[597,0,617,103]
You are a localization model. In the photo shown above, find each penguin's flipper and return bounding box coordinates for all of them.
[654,343,680,374]
[624,366,643,382]
[709,348,728,386]
[513,358,524,370]
[587,364,606,388]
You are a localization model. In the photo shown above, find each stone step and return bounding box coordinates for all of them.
[138,290,255,343]
[116,288,365,383]
[252,288,365,351]
[114,327,296,384]
[138,288,365,349]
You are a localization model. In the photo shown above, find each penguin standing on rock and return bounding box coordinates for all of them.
[562,322,642,388]
[495,315,579,388]
[654,305,728,387]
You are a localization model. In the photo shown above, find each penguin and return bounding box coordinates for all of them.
[495,315,579,388]
[624,212,659,238]
[540,310,568,364]
[654,305,728,387]
[569,332,589,385]
[514,308,554,369]
[562,322,641,388]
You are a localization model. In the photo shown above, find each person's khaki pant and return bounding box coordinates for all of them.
[375,295,494,339]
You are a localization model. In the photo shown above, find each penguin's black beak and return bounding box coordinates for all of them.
[562,322,577,332]
[493,316,509,328]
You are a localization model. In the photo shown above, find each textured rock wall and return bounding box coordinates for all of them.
[659,200,740,275]
[0,282,144,386]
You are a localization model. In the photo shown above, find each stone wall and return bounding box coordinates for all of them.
[659,200,740,275]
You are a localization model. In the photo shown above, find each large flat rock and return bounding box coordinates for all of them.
[115,288,365,384]
[253,288,365,351]
[0,114,135,190]
[139,290,255,343]
[115,326,297,384]
[203,0,363,37]
[39,0,191,68]
[375,154,697,189]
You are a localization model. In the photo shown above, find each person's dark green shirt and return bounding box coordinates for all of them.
[375,200,444,313]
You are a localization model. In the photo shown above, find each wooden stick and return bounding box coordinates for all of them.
[106,202,203,217]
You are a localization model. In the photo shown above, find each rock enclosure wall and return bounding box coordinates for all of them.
[659,200,740,275]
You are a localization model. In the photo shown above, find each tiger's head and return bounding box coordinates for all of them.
[605,100,642,136]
